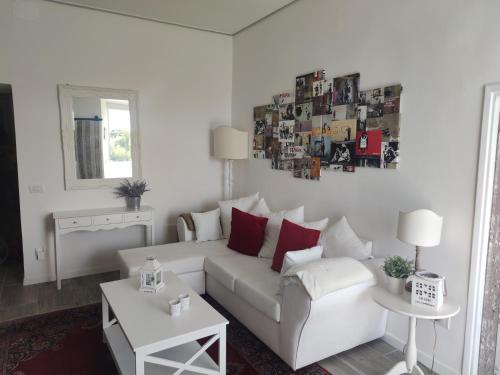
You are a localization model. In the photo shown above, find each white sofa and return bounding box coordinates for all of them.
[118,217,388,370]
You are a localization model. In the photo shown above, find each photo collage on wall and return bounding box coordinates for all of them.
[252,70,402,180]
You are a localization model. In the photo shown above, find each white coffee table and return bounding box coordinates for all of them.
[100,271,228,375]
[371,286,460,375]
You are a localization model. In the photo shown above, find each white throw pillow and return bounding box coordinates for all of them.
[280,246,324,275]
[258,206,305,259]
[218,193,259,238]
[300,218,329,231]
[249,198,271,217]
[191,208,222,243]
[320,216,371,260]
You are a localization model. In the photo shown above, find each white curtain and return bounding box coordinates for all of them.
[74,119,104,179]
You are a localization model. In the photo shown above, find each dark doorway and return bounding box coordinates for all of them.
[0,84,22,266]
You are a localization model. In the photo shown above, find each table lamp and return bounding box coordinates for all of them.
[213,126,248,200]
[397,209,443,271]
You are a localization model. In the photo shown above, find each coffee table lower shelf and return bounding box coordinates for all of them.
[104,325,219,375]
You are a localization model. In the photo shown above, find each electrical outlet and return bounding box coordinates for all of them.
[35,247,46,260]
[435,318,451,329]
[29,184,44,194]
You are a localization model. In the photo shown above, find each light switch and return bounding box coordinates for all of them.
[29,184,44,194]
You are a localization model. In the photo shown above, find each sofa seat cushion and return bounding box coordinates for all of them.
[204,254,282,322]
[118,240,233,277]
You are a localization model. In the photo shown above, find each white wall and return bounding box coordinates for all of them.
[232,0,500,373]
[0,0,232,284]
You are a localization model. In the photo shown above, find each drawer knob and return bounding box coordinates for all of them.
[136,216,140,219]
[106,218,110,221]
[73,221,77,224]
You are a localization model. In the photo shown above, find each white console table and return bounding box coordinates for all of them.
[53,206,154,290]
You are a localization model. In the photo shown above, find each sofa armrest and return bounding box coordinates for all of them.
[176,216,195,242]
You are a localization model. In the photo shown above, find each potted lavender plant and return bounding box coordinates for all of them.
[114,179,150,211]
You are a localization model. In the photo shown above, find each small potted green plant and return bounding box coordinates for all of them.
[114,179,150,211]
[382,256,414,294]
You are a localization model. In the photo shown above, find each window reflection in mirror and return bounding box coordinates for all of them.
[72,97,132,180]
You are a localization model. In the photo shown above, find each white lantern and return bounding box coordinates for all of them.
[410,271,445,309]
[139,256,165,293]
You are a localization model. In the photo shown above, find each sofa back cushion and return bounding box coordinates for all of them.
[228,208,268,256]
[320,216,371,260]
[218,193,259,238]
[191,208,222,242]
[258,206,305,259]
[271,219,321,272]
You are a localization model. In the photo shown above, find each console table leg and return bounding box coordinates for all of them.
[54,228,61,290]
[145,224,154,246]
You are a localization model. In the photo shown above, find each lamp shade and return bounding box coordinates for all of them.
[397,209,443,247]
[213,126,248,160]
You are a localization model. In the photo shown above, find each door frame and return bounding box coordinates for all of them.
[463,83,500,374]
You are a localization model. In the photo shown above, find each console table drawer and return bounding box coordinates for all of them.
[58,216,92,229]
[93,214,123,225]
[124,211,152,222]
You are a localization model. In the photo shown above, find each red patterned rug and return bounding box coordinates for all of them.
[0,295,331,375]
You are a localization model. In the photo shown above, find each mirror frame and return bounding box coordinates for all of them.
[58,84,141,190]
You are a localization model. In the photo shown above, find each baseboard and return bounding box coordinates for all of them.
[383,332,460,375]
[23,266,119,286]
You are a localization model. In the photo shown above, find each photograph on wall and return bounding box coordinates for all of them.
[284,144,306,159]
[321,114,334,135]
[278,120,295,143]
[382,141,400,169]
[330,141,356,172]
[355,105,367,131]
[312,96,324,116]
[354,129,383,168]
[311,135,332,167]
[330,119,357,142]
[273,91,294,106]
[381,142,399,169]
[332,104,356,121]
[296,70,324,104]
[312,115,322,136]
[366,113,400,141]
[279,102,295,121]
[313,80,323,98]
[264,125,275,158]
[266,137,279,159]
[333,73,360,105]
[295,102,313,132]
[293,157,321,180]
[295,131,312,155]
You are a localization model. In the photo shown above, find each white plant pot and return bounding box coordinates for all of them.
[386,275,405,294]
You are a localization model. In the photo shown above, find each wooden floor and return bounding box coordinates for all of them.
[0,263,435,375]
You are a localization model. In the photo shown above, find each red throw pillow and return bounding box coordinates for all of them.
[271,219,321,272]
[228,207,268,256]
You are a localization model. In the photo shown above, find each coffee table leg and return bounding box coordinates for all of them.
[102,295,109,343]
[136,353,145,375]
[219,326,226,374]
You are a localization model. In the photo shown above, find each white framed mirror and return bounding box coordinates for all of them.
[58,84,141,190]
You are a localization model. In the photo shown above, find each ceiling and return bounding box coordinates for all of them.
[45,0,298,35]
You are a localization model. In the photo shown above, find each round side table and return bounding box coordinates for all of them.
[371,286,460,375]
